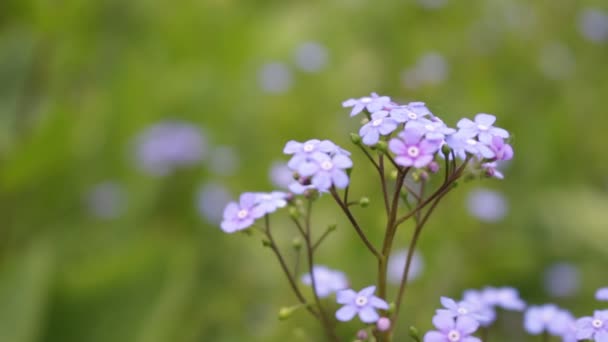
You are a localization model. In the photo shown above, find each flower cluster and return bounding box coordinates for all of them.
[220,191,288,233]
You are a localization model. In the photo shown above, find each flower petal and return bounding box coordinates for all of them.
[335,305,358,322]
[359,285,377,297]
[336,289,357,304]
[423,331,447,342]
[432,312,455,331]
[475,113,496,126]
[359,307,380,323]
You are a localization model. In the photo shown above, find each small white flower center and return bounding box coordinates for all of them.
[477,124,489,131]
[466,139,477,146]
[321,161,334,171]
[447,330,461,341]
[260,194,272,201]
[407,111,418,120]
[592,319,603,329]
[361,97,372,103]
[237,209,248,219]
[457,307,468,315]
[372,119,383,127]
[407,146,420,157]
[303,144,315,152]
[425,124,435,131]
[355,295,368,307]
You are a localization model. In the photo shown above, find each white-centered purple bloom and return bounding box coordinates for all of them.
[543,263,580,298]
[336,286,389,323]
[387,249,424,285]
[575,310,608,341]
[462,290,497,327]
[197,182,232,225]
[445,133,495,160]
[466,188,508,223]
[298,152,353,191]
[437,297,489,322]
[524,304,572,336]
[389,102,432,123]
[86,181,126,220]
[456,114,509,144]
[284,139,346,174]
[342,93,393,117]
[359,110,398,145]
[481,287,526,311]
[488,136,514,161]
[596,288,608,301]
[406,118,456,141]
[301,265,349,298]
[254,191,288,215]
[389,129,441,168]
[424,314,481,342]
[220,193,265,233]
[134,121,206,176]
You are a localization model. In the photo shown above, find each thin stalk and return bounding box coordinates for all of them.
[378,155,390,215]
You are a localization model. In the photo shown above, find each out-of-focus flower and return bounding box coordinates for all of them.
[462,290,497,327]
[424,314,481,342]
[269,162,293,189]
[457,114,509,144]
[387,249,424,284]
[134,121,206,176]
[482,287,526,311]
[359,111,398,145]
[466,189,508,222]
[208,145,239,176]
[575,310,608,341]
[417,0,448,10]
[197,182,232,224]
[301,265,348,298]
[579,8,608,44]
[254,192,288,215]
[402,53,449,89]
[258,62,293,94]
[86,181,126,220]
[342,93,393,117]
[294,41,328,72]
[596,288,608,301]
[389,129,441,168]
[220,193,265,233]
[488,136,514,161]
[524,304,572,336]
[335,286,389,323]
[543,263,580,298]
[538,42,575,80]
[437,297,490,322]
[481,162,504,180]
[377,317,391,332]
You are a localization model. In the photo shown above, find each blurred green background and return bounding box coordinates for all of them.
[1,0,607,341]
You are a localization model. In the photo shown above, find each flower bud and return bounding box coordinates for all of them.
[409,326,421,342]
[359,197,370,208]
[376,317,391,332]
[419,171,429,181]
[292,237,302,250]
[278,306,297,320]
[428,161,439,174]
[262,239,272,248]
[412,171,421,182]
[327,223,337,232]
[441,144,451,157]
[288,206,299,219]
[356,329,368,340]
[388,302,396,314]
[376,141,388,153]
[389,170,398,180]
[350,133,362,145]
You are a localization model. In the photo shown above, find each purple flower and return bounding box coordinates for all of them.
[359,111,398,145]
[389,102,432,123]
[387,249,424,285]
[284,139,339,172]
[466,189,508,223]
[298,152,353,191]
[445,133,495,160]
[86,181,126,220]
[488,136,514,161]
[597,288,608,301]
[575,310,608,341]
[342,93,393,117]
[301,265,349,298]
[462,290,496,327]
[389,129,441,168]
[437,297,489,322]
[134,121,206,176]
[406,118,456,141]
[481,162,504,180]
[456,114,509,144]
[424,314,481,342]
[543,263,580,298]
[254,192,288,215]
[377,317,391,332]
[220,193,265,233]
[524,304,573,336]
[197,182,233,225]
[579,8,608,44]
[481,287,526,311]
[269,162,294,189]
[335,286,389,323]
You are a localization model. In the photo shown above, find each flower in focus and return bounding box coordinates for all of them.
[456,114,509,144]
[335,286,389,323]
[389,102,432,123]
[254,191,288,215]
[220,193,265,233]
[342,93,393,117]
[524,304,574,336]
[406,118,456,141]
[387,249,424,285]
[437,297,489,322]
[389,129,441,168]
[297,152,353,191]
[284,139,340,173]
[359,111,398,145]
[575,310,608,341]
[301,265,348,298]
[445,133,495,160]
[596,288,608,301]
[481,162,504,180]
[134,121,206,176]
[423,314,481,342]
[488,136,514,161]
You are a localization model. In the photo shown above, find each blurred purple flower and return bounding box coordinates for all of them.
[402,53,449,89]
[359,110,398,145]
[294,41,328,72]
[135,121,206,176]
[301,265,349,298]
[543,263,580,298]
[437,297,490,322]
[424,314,481,342]
[575,310,608,341]
[457,114,509,144]
[387,248,424,285]
[198,182,232,225]
[377,317,391,332]
[481,287,526,311]
[488,136,513,161]
[462,290,497,327]
[481,162,504,180]
[220,193,265,233]
[389,129,441,168]
[208,146,239,176]
[596,288,608,301]
[466,188,508,222]
[524,304,572,336]
[579,8,608,44]
[86,181,125,220]
[336,286,389,323]
[258,62,293,94]
[269,162,293,189]
[342,93,393,117]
